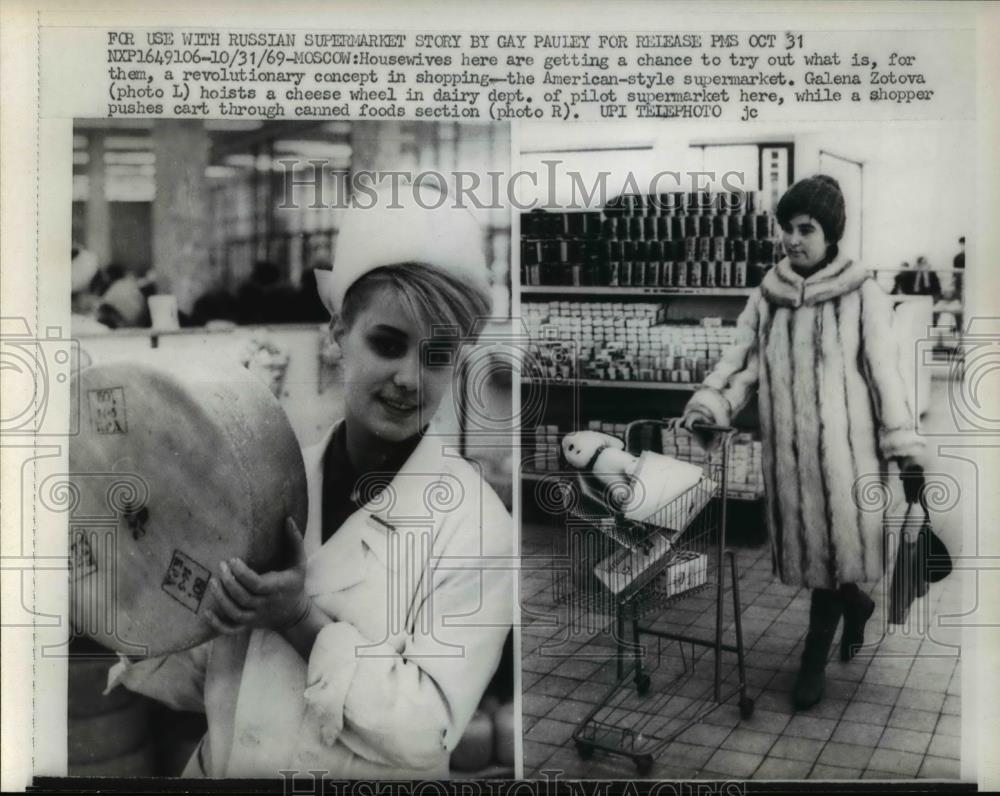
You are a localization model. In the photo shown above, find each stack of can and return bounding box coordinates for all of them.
[520,190,783,289]
[525,301,738,386]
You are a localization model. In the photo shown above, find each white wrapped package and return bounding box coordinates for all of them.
[621,450,707,523]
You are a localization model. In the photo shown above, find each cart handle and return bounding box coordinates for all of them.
[662,417,735,434]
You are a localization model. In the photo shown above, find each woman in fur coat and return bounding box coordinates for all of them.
[682,175,925,709]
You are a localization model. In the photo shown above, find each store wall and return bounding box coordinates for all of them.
[794,124,972,271]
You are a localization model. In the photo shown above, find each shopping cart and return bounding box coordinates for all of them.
[550,419,752,775]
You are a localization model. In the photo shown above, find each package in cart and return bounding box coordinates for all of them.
[655,550,709,598]
[593,527,679,595]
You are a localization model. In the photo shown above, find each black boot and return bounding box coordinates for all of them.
[840,583,875,662]
[793,588,843,711]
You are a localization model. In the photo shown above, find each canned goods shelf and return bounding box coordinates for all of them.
[523,377,698,392]
[521,286,754,298]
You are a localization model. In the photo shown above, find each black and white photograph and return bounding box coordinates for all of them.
[2,2,999,793]
[62,118,516,779]
[518,120,970,781]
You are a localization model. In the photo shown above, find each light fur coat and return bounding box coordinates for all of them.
[686,255,924,589]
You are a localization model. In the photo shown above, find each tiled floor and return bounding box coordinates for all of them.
[519,377,966,781]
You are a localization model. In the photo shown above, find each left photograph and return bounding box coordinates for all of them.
[63,119,516,779]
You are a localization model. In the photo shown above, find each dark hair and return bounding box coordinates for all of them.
[776,174,846,246]
[340,262,491,341]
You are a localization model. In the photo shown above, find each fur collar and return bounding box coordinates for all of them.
[761,254,869,307]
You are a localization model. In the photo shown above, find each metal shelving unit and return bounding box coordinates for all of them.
[521,286,754,298]
[523,377,697,392]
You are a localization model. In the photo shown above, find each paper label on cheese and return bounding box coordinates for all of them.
[161,550,211,614]
[87,387,128,434]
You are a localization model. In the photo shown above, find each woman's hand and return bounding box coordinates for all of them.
[681,410,713,432]
[681,409,717,449]
[204,518,310,635]
[898,456,925,504]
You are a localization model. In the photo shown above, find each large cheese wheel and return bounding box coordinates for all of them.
[68,353,308,656]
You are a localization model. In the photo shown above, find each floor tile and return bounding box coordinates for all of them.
[752,756,813,779]
[742,708,792,735]
[904,672,951,693]
[832,720,884,747]
[534,746,593,778]
[768,735,825,763]
[703,705,743,728]
[811,763,863,780]
[824,678,860,701]
[523,654,563,675]
[942,695,960,715]
[919,754,960,779]
[852,682,900,706]
[550,657,603,681]
[523,740,561,769]
[659,740,715,769]
[523,693,562,718]
[783,714,838,741]
[752,593,794,610]
[543,699,596,725]
[909,655,956,680]
[817,741,875,769]
[768,671,796,692]
[524,717,578,746]
[678,721,732,749]
[705,748,762,778]
[888,705,938,733]
[522,670,545,690]
[928,732,960,760]
[754,689,792,713]
[807,697,849,721]
[878,727,932,755]
[841,700,892,726]
[555,684,609,709]
[532,675,583,699]
[935,713,960,737]
[867,747,923,777]
[721,728,778,755]
[862,666,909,687]
[827,660,873,683]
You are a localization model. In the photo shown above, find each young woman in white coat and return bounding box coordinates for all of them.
[108,184,513,777]
[682,175,925,710]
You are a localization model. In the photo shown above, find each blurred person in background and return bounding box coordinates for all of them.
[71,245,111,334]
[893,255,942,299]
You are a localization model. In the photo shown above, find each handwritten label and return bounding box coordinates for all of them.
[162,549,211,613]
[88,387,127,434]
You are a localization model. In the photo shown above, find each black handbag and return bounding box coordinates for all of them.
[887,498,953,625]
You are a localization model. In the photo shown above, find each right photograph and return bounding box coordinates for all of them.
[517,121,969,781]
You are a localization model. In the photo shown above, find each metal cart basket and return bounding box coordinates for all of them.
[550,419,752,775]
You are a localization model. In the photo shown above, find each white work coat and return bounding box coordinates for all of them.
[108,424,513,778]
